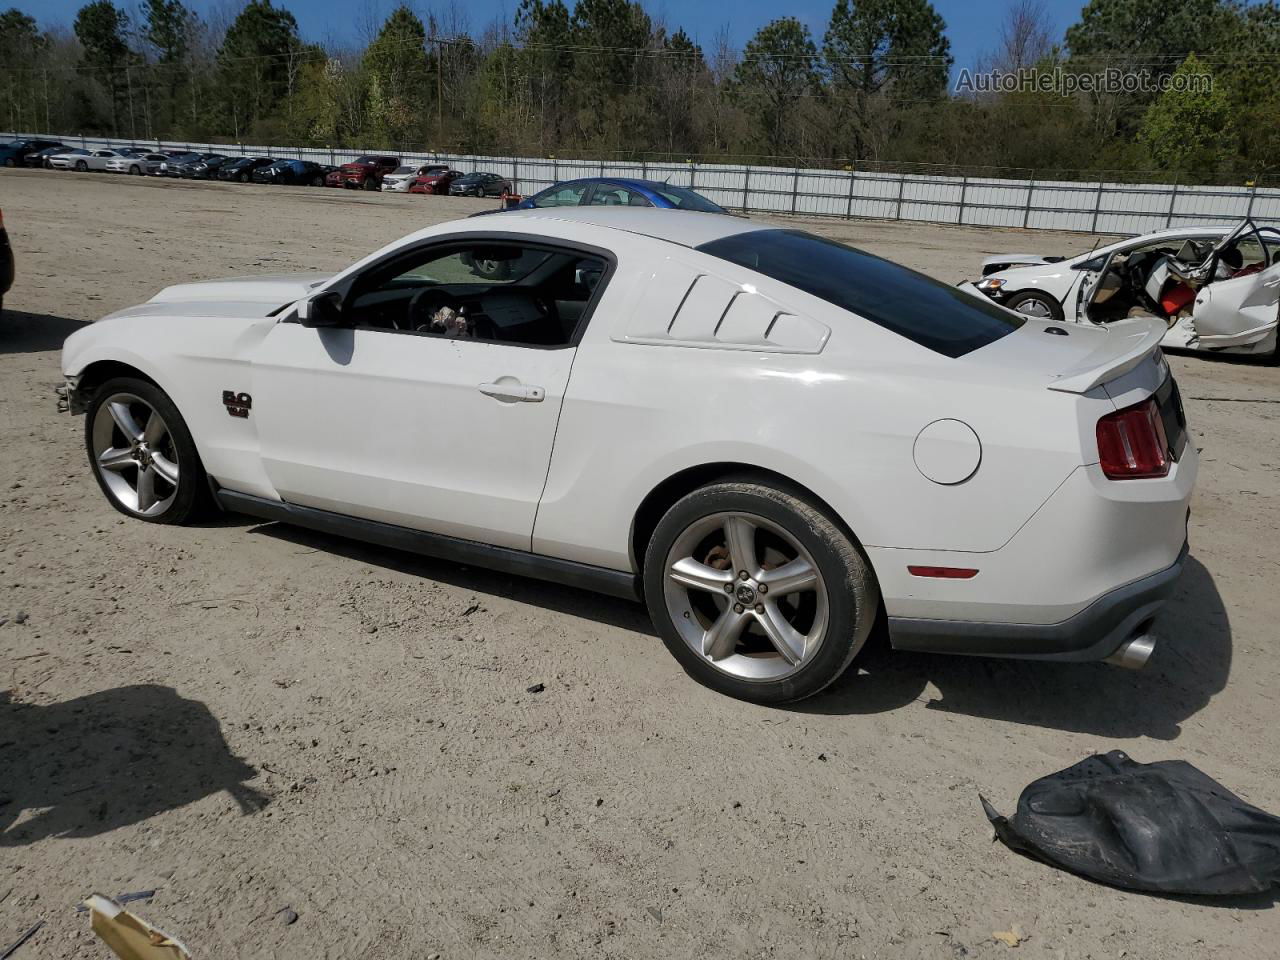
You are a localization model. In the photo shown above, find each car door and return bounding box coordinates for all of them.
[87,150,116,171]
[248,236,613,551]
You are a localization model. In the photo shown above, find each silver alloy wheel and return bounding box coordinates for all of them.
[90,392,181,517]
[663,511,829,681]
[1012,296,1053,318]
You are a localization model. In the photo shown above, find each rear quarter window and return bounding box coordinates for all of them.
[696,229,1024,358]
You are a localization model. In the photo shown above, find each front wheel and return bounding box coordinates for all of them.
[476,186,486,198]
[644,481,879,704]
[85,377,210,524]
[239,172,249,183]
[1003,289,1064,322]
[363,177,377,191]
[3,158,14,167]
[75,160,87,172]
[129,165,141,175]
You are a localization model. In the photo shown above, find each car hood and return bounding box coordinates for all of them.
[148,272,333,307]
[981,253,1068,270]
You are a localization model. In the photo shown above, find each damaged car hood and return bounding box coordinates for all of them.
[981,253,1067,272]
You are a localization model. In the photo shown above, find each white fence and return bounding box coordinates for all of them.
[6,130,1276,235]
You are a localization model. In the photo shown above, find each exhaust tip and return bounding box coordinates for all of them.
[1104,633,1156,670]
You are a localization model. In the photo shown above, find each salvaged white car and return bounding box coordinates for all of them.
[59,209,1195,703]
[968,219,1279,359]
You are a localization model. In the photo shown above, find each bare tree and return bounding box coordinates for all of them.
[994,0,1054,73]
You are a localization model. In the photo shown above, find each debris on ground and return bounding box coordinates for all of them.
[526,683,545,694]
[276,907,298,925]
[0,921,44,960]
[76,891,157,913]
[83,894,190,959]
[992,925,1025,947]
[982,751,1280,895]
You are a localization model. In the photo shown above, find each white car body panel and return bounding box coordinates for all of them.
[978,224,1278,356]
[49,148,131,172]
[62,208,1194,652]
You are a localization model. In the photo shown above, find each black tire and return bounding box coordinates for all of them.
[84,376,211,525]
[311,176,323,187]
[643,480,879,704]
[75,160,87,172]
[129,164,141,175]
[476,186,486,199]
[3,157,14,167]
[239,172,249,183]
[363,177,378,191]
[1002,289,1064,322]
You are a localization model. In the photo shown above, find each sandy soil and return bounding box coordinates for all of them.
[2,167,1279,959]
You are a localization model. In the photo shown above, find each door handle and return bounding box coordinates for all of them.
[479,380,545,403]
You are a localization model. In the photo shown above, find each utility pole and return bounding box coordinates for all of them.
[435,37,444,145]
[126,64,136,139]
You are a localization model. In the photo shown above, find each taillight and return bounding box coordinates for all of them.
[1097,398,1170,479]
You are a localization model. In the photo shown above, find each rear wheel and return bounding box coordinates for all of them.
[476,186,486,198]
[75,160,87,172]
[3,158,14,167]
[644,481,879,704]
[311,176,323,187]
[85,377,210,524]
[238,171,249,183]
[129,164,141,175]
[1003,289,1064,322]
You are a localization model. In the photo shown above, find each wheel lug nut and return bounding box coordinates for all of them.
[754,603,764,614]
[733,603,744,614]
[738,570,749,580]
[757,583,768,594]
[724,583,734,593]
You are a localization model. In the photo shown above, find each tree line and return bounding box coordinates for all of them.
[2,0,1280,184]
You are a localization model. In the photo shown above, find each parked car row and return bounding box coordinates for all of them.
[2,140,732,222]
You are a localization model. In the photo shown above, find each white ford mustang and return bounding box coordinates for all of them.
[60,208,1196,703]
[966,218,1280,360]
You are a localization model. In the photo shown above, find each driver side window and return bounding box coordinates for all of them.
[345,240,611,348]
[534,184,587,208]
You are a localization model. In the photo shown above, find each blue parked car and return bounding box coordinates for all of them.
[508,177,727,214]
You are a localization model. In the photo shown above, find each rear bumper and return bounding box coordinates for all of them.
[888,541,1187,662]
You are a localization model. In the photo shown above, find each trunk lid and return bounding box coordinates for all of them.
[971,315,1167,394]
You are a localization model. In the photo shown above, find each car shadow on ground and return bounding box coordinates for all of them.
[0,685,268,847]
[248,521,655,635]
[802,555,1230,740]
[243,520,1229,739]
[0,310,89,354]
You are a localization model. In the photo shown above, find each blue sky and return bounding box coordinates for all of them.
[17,0,1073,73]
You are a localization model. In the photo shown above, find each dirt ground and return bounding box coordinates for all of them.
[2,168,1279,959]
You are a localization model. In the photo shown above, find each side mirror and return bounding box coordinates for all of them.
[298,291,345,328]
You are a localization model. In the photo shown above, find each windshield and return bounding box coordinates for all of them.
[392,166,414,175]
[697,229,1025,358]
[654,185,725,214]
[353,155,379,164]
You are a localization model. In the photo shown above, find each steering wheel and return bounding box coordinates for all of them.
[404,287,459,332]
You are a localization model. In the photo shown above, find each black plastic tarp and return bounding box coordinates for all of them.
[981,751,1280,895]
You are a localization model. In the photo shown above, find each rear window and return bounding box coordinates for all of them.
[696,229,1024,358]
[654,185,725,213]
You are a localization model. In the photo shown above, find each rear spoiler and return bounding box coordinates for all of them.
[1047,317,1167,394]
